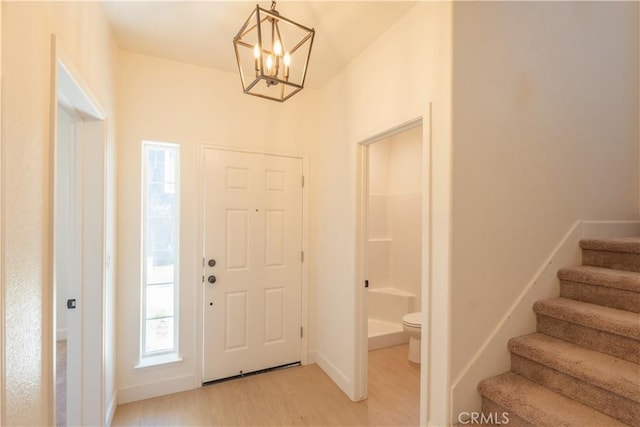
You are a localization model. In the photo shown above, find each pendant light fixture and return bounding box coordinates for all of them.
[233,1,315,102]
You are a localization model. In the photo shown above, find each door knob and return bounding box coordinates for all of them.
[208,259,216,267]
[208,275,217,284]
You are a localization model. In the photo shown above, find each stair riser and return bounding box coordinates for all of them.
[481,398,533,426]
[560,280,640,313]
[582,249,640,272]
[511,354,639,426]
[536,315,640,364]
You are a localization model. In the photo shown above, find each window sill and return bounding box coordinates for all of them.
[135,353,183,370]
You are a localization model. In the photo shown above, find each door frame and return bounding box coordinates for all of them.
[54,102,83,424]
[0,4,4,424]
[50,35,108,426]
[195,143,310,386]
[355,116,424,401]
[355,107,452,426]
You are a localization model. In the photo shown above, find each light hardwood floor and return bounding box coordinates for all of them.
[112,344,420,426]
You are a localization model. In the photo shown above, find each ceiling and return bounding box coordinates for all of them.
[101,1,417,89]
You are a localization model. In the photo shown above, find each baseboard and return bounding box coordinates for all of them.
[117,374,196,404]
[105,390,117,427]
[450,219,640,419]
[368,331,409,351]
[315,351,352,400]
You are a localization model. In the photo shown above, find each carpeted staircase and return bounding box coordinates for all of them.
[477,237,640,426]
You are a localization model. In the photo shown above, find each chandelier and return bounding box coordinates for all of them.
[233,1,315,102]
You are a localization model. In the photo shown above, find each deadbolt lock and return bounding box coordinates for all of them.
[208,259,216,267]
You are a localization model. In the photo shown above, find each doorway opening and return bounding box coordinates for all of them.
[355,117,425,421]
[52,39,108,426]
[366,126,423,352]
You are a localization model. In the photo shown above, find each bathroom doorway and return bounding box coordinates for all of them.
[366,125,423,351]
[355,118,424,413]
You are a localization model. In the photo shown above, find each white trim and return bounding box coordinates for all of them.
[300,154,311,365]
[52,35,110,427]
[194,142,310,385]
[354,143,369,402]
[0,3,4,424]
[54,43,106,119]
[196,141,303,160]
[358,116,423,147]
[117,374,195,405]
[105,391,117,427]
[428,98,452,427]
[48,37,58,426]
[135,353,183,369]
[355,116,426,408]
[315,351,351,395]
[79,113,108,427]
[450,219,640,418]
[195,143,205,389]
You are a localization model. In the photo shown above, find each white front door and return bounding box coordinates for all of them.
[202,148,303,382]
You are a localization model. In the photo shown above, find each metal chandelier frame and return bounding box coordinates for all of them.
[233,2,315,102]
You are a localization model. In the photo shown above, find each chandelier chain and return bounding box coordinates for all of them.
[271,1,277,11]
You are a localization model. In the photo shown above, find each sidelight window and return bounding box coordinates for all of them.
[141,142,180,360]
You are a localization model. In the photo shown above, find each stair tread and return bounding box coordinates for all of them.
[558,266,640,293]
[509,333,640,402]
[580,237,640,254]
[533,297,640,340]
[479,372,628,426]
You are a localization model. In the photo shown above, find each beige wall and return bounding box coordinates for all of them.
[1,1,118,425]
[4,1,636,424]
[451,1,639,416]
[115,51,319,402]
[314,2,452,424]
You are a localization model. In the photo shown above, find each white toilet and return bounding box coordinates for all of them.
[402,312,422,363]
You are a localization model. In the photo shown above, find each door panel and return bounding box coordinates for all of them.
[203,148,302,382]
[226,209,250,269]
[265,210,286,266]
[225,291,249,351]
[264,287,285,343]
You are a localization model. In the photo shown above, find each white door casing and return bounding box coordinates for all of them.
[202,148,303,382]
[55,105,83,424]
[53,44,108,426]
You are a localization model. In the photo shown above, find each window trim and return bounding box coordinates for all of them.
[140,141,180,363]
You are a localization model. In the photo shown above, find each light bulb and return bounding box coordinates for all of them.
[266,55,274,74]
[274,40,282,56]
[283,52,291,79]
[253,44,261,76]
